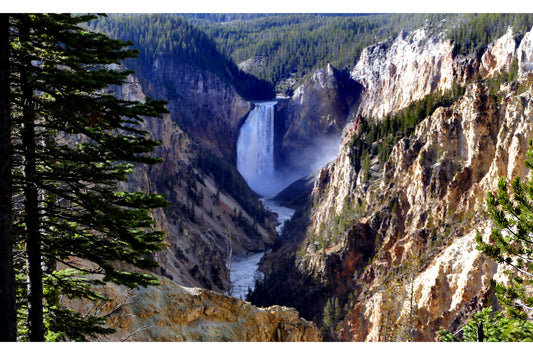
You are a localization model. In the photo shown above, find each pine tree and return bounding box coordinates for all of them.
[0,13,16,342]
[439,306,533,342]
[441,141,533,342]
[476,143,533,320]
[9,14,169,341]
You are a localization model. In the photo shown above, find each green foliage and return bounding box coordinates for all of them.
[476,144,533,320]
[9,13,169,341]
[188,14,453,93]
[443,141,533,343]
[439,307,533,341]
[88,14,274,100]
[449,14,533,58]
[320,297,342,338]
[349,83,466,172]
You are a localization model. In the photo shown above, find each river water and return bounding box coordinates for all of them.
[231,100,297,299]
[230,199,295,299]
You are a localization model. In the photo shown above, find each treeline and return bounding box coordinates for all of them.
[449,13,533,58]
[87,14,533,97]
[188,13,454,93]
[88,14,274,100]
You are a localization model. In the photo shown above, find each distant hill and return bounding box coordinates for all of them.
[89,14,275,100]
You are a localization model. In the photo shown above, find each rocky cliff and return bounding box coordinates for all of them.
[275,63,361,181]
[253,25,533,341]
[115,67,277,293]
[144,58,252,159]
[351,27,475,120]
[73,274,320,342]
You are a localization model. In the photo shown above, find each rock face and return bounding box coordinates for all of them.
[145,58,252,159]
[276,63,361,178]
[305,83,533,341]
[480,27,516,77]
[518,28,533,80]
[114,70,277,293]
[255,25,533,341]
[87,276,321,342]
[351,28,471,119]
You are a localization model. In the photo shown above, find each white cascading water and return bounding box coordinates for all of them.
[232,100,297,299]
[236,101,278,197]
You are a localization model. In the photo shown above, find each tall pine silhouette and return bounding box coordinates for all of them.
[0,14,16,342]
[7,14,168,341]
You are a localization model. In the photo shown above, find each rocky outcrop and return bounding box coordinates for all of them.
[518,28,533,79]
[258,25,533,341]
[114,74,276,293]
[351,28,479,120]
[276,63,361,178]
[351,28,458,119]
[85,276,320,342]
[302,80,533,341]
[144,58,252,159]
[480,27,516,77]
[238,56,266,74]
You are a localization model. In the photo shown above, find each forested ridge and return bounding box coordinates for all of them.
[88,14,274,100]
[188,13,452,93]
[88,14,533,96]
[181,14,532,94]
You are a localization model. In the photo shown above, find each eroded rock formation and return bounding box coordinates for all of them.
[67,273,320,342]
[256,25,533,341]
[113,70,276,292]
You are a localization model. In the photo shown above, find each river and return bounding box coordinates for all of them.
[231,100,297,299]
[229,198,295,299]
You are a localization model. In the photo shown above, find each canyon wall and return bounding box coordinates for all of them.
[351,27,475,120]
[114,68,277,293]
[275,63,361,179]
[143,58,252,159]
[255,25,533,341]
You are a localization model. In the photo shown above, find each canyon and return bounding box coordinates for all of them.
[251,24,533,341]
[78,16,533,341]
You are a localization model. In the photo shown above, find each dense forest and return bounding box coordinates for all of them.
[450,13,533,57]
[88,14,533,96]
[88,14,275,100]
[187,13,453,93]
[182,14,529,94]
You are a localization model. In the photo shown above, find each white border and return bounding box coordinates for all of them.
[4,0,533,14]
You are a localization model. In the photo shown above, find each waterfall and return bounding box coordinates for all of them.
[237,101,278,197]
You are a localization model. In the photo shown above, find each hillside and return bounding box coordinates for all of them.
[12,13,533,342]
[249,19,533,341]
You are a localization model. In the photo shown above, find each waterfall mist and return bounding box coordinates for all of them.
[237,101,340,198]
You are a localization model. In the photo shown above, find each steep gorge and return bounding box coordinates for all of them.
[80,16,533,342]
[115,64,278,293]
[251,25,533,341]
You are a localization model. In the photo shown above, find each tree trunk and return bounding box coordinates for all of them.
[0,13,16,342]
[19,17,44,342]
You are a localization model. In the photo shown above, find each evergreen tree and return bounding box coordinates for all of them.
[476,142,533,320]
[9,14,169,341]
[439,307,533,341]
[0,13,16,342]
[441,142,533,342]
